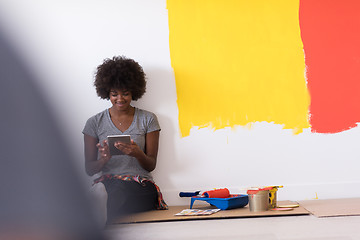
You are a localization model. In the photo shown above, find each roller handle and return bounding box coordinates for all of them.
[179,191,200,197]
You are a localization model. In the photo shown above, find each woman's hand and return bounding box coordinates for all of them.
[84,135,111,176]
[114,131,159,172]
[114,140,142,158]
[96,139,111,164]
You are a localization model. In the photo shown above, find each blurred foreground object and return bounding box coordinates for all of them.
[0,31,105,240]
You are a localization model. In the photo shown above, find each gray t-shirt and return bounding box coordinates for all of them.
[82,107,160,179]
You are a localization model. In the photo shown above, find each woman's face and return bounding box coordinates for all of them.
[109,89,132,111]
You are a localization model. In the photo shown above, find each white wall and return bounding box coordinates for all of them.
[1,0,359,206]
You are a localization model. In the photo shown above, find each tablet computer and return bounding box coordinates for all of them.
[107,135,131,155]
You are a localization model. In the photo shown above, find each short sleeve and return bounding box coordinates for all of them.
[82,116,98,139]
[146,112,161,133]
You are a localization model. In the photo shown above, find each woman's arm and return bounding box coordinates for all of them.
[84,134,111,176]
[114,130,160,172]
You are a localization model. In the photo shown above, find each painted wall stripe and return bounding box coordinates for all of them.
[300,0,360,133]
[168,0,310,137]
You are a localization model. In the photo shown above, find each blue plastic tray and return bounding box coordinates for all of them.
[190,194,249,210]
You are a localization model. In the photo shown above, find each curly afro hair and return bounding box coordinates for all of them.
[94,56,146,100]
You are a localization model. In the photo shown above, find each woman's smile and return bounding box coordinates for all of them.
[110,89,132,110]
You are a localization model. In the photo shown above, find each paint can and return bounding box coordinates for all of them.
[268,186,283,208]
[269,188,277,208]
[247,189,269,212]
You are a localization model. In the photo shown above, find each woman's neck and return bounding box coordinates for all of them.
[109,105,135,117]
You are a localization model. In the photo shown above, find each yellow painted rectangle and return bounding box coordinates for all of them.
[167,0,310,137]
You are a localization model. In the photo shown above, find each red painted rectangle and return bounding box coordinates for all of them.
[300,0,360,133]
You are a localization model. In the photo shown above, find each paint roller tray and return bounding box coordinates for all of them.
[190,194,249,210]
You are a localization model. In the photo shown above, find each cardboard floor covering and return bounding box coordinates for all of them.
[114,200,310,224]
[299,198,360,218]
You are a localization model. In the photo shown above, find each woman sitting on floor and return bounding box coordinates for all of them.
[83,56,167,224]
